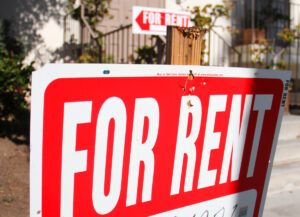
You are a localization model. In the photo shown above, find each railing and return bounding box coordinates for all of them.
[206,29,242,67]
[63,15,300,104]
[63,5,299,85]
[99,24,242,67]
[100,24,163,63]
[231,0,290,43]
[63,13,81,44]
[63,19,298,74]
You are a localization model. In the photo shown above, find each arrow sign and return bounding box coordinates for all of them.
[133,6,191,35]
[135,10,150,31]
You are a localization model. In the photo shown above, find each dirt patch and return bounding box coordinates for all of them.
[0,138,29,217]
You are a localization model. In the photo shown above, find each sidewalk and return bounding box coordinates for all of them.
[267,139,300,196]
[278,115,300,140]
[273,139,300,167]
[263,114,300,217]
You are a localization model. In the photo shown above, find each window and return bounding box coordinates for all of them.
[232,0,290,44]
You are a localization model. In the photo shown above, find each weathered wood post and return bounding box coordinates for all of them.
[284,87,291,115]
[166,26,207,65]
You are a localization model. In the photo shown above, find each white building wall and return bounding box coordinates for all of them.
[0,0,79,68]
[89,0,165,37]
[64,0,81,44]
[290,0,300,28]
[25,17,65,67]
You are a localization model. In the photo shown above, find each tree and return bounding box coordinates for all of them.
[0,19,34,140]
[189,0,235,64]
[190,1,233,31]
[67,0,112,62]
[251,25,300,70]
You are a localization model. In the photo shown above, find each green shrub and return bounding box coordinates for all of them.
[134,46,157,64]
[0,19,34,140]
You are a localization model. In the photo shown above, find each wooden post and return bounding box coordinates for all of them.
[166,26,207,65]
[284,87,291,115]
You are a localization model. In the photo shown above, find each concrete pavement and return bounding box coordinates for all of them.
[263,115,300,217]
[278,115,300,140]
[263,188,300,217]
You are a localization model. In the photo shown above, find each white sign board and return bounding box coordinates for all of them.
[30,64,290,217]
[132,6,191,35]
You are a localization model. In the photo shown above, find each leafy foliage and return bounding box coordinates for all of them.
[250,25,300,70]
[277,26,300,43]
[134,46,157,64]
[0,19,34,140]
[77,49,99,63]
[67,0,112,62]
[67,0,112,35]
[189,1,234,65]
[76,45,115,63]
[190,1,233,30]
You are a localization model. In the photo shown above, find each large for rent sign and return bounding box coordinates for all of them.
[30,64,290,217]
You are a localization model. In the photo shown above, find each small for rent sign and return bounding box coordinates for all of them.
[30,64,290,217]
[132,6,191,35]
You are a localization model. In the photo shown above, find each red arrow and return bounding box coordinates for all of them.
[135,10,150,31]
